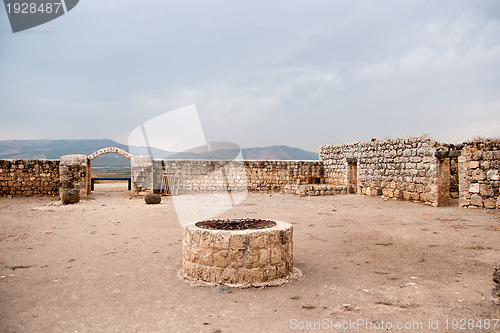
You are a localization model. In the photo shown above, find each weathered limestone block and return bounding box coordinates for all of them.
[479,184,494,197]
[470,194,483,207]
[472,169,486,181]
[469,183,480,193]
[487,169,499,181]
[484,198,496,209]
[131,155,154,194]
[469,161,480,169]
[59,154,88,199]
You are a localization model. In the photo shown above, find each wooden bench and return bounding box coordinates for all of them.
[91,177,131,191]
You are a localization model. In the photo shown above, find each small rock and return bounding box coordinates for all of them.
[62,189,79,205]
[342,304,358,311]
[144,193,161,204]
[214,284,232,294]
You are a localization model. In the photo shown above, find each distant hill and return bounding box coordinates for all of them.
[242,145,318,160]
[0,139,318,167]
[0,139,132,167]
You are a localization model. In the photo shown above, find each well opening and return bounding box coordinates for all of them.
[195,218,276,230]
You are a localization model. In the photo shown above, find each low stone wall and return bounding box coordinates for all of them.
[283,184,346,196]
[458,140,500,209]
[320,138,450,206]
[0,159,59,197]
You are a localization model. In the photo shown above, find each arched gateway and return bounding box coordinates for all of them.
[86,147,133,193]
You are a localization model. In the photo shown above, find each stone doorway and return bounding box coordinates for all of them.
[436,157,451,206]
[87,147,133,194]
[346,158,358,194]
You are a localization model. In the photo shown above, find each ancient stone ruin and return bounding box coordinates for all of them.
[0,137,498,210]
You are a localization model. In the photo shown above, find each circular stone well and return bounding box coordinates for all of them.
[182,218,297,287]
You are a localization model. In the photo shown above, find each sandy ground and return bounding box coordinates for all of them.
[0,185,499,333]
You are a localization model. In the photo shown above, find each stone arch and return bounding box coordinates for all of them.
[88,147,132,161]
[86,147,133,194]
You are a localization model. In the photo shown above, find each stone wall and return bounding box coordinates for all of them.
[131,159,324,194]
[3,139,497,210]
[155,159,248,194]
[0,159,59,197]
[244,160,324,192]
[320,138,450,206]
[458,140,500,209]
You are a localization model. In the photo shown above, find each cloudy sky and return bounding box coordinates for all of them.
[1,0,499,152]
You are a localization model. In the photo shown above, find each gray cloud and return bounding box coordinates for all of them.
[0,0,499,151]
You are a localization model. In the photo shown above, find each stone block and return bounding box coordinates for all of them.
[469,183,480,193]
[230,250,245,268]
[212,233,230,249]
[276,263,288,277]
[468,161,480,169]
[245,248,261,269]
[229,234,249,251]
[403,191,411,200]
[484,198,496,209]
[263,266,278,281]
[188,246,200,262]
[199,231,214,248]
[472,169,486,181]
[209,267,224,284]
[201,266,211,282]
[259,248,270,264]
[479,184,494,197]
[487,169,499,181]
[470,194,483,207]
[213,250,230,268]
[222,268,238,284]
[188,229,201,245]
[249,233,268,248]
[270,247,283,265]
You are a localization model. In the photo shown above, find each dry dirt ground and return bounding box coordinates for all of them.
[1,185,499,333]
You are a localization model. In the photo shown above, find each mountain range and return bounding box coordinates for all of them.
[0,139,318,167]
